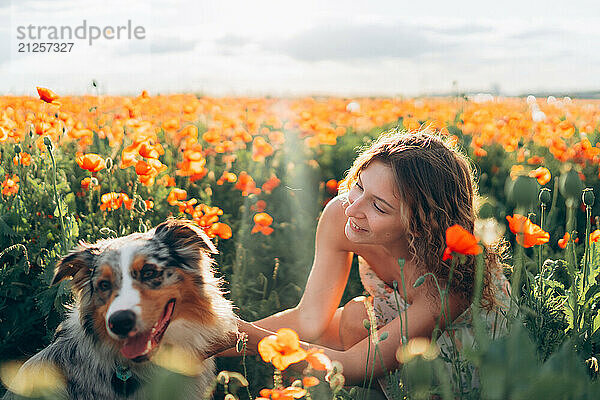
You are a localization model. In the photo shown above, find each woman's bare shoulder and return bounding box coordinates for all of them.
[317,195,354,252]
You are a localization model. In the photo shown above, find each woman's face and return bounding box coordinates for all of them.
[343,160,410,246]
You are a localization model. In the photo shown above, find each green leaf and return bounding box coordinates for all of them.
[593,311,600,335]
[0,215,17,237]
[53,201,68,218]
[584,283,600,303]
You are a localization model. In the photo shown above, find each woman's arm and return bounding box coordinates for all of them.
[236,289,467,385]
[250,196,354,341]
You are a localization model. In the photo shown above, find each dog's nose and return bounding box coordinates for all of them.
[108,310,136,337]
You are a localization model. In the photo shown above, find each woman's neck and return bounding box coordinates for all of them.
[382,238,411,263]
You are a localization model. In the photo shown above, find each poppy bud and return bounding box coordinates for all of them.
[216,371,230,385]
[512,175,539,207]
[363,319,371,330]
[539,188,552,206]
[105,157,113,171]
[43,136,53,149]
[413,275,426,288]
[328,373,345,391]
[583,188,595,207]
[479,201,495,219]
[559,169,584,199]
[14,144,21,154]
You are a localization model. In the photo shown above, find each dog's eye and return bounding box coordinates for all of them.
[141,265,159,281]
[98,280,112,291]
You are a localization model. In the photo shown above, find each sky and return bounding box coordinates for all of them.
[0,0,599,97]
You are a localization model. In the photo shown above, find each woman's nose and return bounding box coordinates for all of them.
[344,195,365,218]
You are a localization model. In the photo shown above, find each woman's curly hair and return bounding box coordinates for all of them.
[339,128,504,310]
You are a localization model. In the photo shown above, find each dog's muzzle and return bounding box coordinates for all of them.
[108,310,137,338]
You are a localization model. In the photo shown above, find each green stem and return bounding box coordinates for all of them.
[444,257,463,397]
[48,147,68,253]
[392,280,405,345]
[584,205,591,289]
[88,175,96,238]
[398,259,409,344]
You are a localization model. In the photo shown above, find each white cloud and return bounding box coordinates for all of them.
[1,0,599,96]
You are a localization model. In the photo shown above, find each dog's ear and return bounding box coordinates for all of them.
[154,218,218,258]
[52,243,98,287]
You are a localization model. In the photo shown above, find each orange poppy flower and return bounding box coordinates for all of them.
[235,171,261,196]
[1,174,19,196]
[0,127,8,142]
[257,328,307,371]
[252,212,274,235]
[305,348,332,371]
[442,224,482,261]
[80,177,99,191]
[527,156,545,165]
[506,214,550,248]
[302,376,320,388]
[177,198,198,214]
[36,87,59,103]
[216,171,237,185]
[121,193,134,210]
[206,222,232,239]
[76,153,106,172]
[251,200,267,212]
[252,136,274,161]
[529,167,551,185]
[262,175,281,193]
[167,188,187,205]
[558,232,570,249]
[257,387,306,400]
[100,192,122,211]
[138,140,164,159]
[13,152,32,166]
[325,179,339,195]
[590,229,600,243]
[473,147,487,157]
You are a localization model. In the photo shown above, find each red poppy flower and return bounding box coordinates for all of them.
[36,87,59,103]
[76,153,106,172]
[442,224,482,261]
[506,214,550,248]
[252,212,274,235]
[326,179,339,195]
[529,167,551,186]
[590,229,600,244]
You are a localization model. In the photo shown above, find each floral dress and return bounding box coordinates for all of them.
[357,256,512,393]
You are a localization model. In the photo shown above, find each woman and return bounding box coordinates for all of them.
[223,129,510,390]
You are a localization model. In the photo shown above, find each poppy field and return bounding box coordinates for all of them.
[1,89,600,399]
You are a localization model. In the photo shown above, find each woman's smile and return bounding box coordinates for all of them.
[348,219,367,232]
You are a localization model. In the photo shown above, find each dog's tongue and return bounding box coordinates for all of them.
[121,331,152,359]
[120,300,175,360]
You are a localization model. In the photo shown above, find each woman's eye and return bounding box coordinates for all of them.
[356,182,363,190]
[373,203,386,213]
[98,280,112,291]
